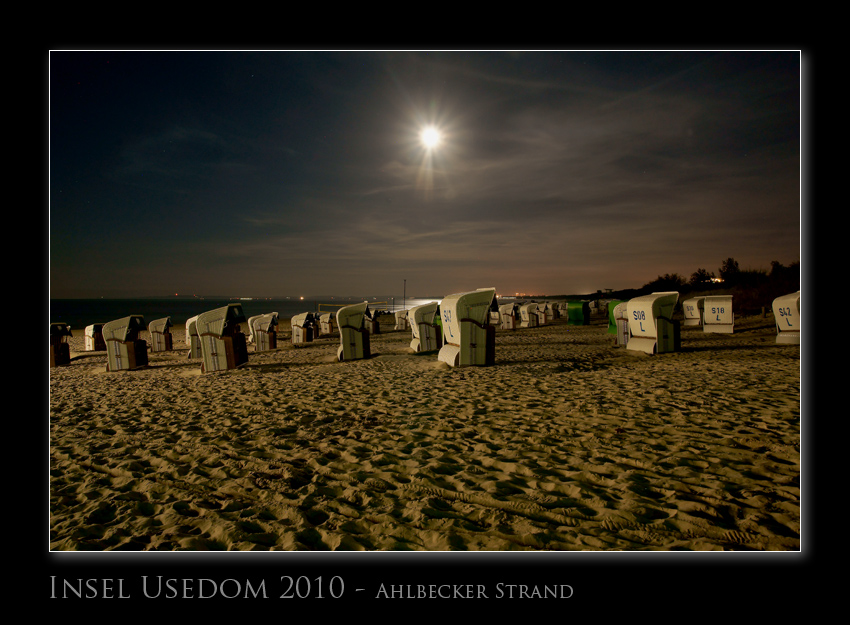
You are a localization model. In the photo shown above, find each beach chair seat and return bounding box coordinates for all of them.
[626,292,680,355]
[498,303,517,330]
[103,315,149,371]
[682,297,705,327]
[519,303,539,328]
[409,302,442,352]
[291,312,315,346]
[250,313,279,351]
[84,323,106,351]
[395,310,410,331]
[703,295,734,334]
[772,291,801,344]
[437,288,496,367]
[50,322,73,367]
[196,304,248,373]
[337,301,371,361]
[186,315,202,359]
[149,317,174,352]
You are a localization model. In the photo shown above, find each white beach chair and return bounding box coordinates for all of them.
[196,304,249,373]
[772,291,801,344]
[519,303,539,328]
[612,301,630,347]
[102,315,149,371]
[395,309,410,331]
[337,301,371,361]
[148,317,174,352]
[703,295,734,334]
[291,312,315,346]
[626,292,680,355]
[186,315,202,359]
[84,323,106,351]
[250,313,279,351]
[499,303,517,330]
[319,313,335,335]
[409,301,441,353]
[682,297,705,327]
[437,288,496,367]
[50,322,73,367]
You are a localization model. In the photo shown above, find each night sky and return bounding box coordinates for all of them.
[49,50,801,299]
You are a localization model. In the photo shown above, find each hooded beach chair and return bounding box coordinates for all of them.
[50,322,73,367]
[196,304,249,373]
[319,313,335,335]
[535,303,549,326]
[337,301,371,361]
[291,312,315,346]
[682,297,705,327]
[612,301,630,347]
[607,300,625,335]
[703,295,734,334]
[566,301,590,326]
[626,292,680,355]
[409,301,442,353]
[103,315,149,371]
[395,309,410,331]
[148,317,173,352]
[772,291,801,344]
[84,323,106,351]
[519,303,539,328]
[250,313,279,351]
[437,288,496,367]
[498,303,517,330]
[185,315,202,359]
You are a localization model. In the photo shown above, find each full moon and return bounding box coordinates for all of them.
[421,126,441,149]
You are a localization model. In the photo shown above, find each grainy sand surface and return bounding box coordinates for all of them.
[48,313,801,551]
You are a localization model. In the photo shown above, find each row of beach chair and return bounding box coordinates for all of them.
[49,289,801,369]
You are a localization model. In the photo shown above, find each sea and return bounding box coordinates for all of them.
[49,297,443,330]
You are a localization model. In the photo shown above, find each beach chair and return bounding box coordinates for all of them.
[772,291,801,344]
[148,317,174,352]
[682,297,705,327]
[84,323,106,351]
[626,292,680,355]
[409,301,442,353]
[291,312,315,346]
[612,301,630,347]
[519,303,539,328]
[437,288,496,367]
[250,313,279,351]
[703,295,734,334]
[319,313,335,335]
[50,322,73,367]
[544,302,560,320]
[607,300,625,335]
[337,301,371,361]
[196,304,249,373]
[364,308,381,334]
[103,315,149,371]
[186,315,202,359]
[499,303,517,330]
[566,301,591,326]
[395,309,410,331]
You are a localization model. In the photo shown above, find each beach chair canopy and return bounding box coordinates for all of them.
[519,303,538,321]
[149,317,172,334]
[682,297,705,325]
[252,312,279,334]
[409,302,439,338]
[102,315,146,342]
[84,323,104,337]
[186,315,200,337]
[50,322,73,338]
[291,312,315,327]
[439,288,495,346]
[627,292,678,338]
[196,304,247,338]
[336,301,369,331]
[498,303,516,317]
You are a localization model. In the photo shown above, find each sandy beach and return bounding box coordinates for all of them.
[48,312,801,551]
